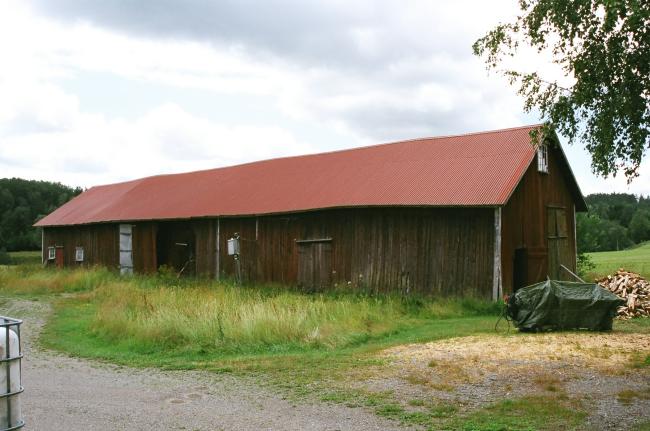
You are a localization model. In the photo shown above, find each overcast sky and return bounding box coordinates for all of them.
[0,0,648,195]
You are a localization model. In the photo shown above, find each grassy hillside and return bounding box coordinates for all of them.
[586,241,650,280]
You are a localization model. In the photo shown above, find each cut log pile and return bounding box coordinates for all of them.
[597,269,650,319]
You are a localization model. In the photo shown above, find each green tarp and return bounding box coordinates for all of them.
[507,280,624,331]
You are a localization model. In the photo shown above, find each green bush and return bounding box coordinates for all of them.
[577,252,595,278]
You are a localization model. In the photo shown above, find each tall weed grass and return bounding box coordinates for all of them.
[1,266,499,353]
[92,282,407,352]
[0,265,115,295]
[92,280,499,353]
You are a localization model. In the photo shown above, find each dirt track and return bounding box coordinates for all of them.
[6,299,404,431]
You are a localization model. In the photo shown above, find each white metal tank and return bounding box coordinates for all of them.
[0,320,23,430]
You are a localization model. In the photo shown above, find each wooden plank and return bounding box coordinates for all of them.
[295,238,332,244]
[493,207,502,301]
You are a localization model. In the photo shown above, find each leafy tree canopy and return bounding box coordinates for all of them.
[629,208,650,243]
[576,192,650,252]
[474,0,649,180]
[0,178,82,251]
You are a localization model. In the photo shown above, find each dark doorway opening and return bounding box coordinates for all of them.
[156,222,196,276]
[513,247,528,291]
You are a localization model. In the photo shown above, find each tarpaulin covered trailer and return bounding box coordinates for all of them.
[507,280,624,331]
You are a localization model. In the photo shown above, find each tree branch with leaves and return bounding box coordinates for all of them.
[473,0,649,180]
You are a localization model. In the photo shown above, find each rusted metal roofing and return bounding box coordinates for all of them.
[35,124,585,227]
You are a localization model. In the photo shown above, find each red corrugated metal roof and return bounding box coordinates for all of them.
[36,124,561,226]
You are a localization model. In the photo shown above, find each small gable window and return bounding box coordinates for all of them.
[537,144,548,173]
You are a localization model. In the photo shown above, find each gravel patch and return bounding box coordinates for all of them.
[378,332,650,430]
[3,298,405,431]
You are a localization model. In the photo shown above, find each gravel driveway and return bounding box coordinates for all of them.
[5,299,404,431]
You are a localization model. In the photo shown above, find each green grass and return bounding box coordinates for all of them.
[3,265,641,430]
[448,395,586,431]
[59,276,498,356]
[7,250,41,265]
[586,241,650,280]
[40,294,498,372]
[632,421,650,431]
[1,266,499,368]
[318,390,586,430]
[0,264,115,296]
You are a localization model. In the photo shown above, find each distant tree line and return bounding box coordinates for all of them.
[577,193,650,253]
[0,178,82,251]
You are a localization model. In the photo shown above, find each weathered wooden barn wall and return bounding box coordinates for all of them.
[193,219,218,278]
[132,222,157,273]
[43,224,119,269]
[218,207,495,297]
[501,144,577,293]
[43,207,496,297]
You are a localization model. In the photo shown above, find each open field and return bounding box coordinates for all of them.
[1,265,649,430]
[6,250,41,265]
[586,242,650,280]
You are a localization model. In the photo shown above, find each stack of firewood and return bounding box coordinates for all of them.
[597,270,650,319]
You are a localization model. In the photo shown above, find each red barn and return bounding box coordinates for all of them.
[36,125,587,299]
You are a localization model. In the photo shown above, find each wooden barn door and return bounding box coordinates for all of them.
[55,246,64,268]
[547,207,571,280]
[297,239,332,291]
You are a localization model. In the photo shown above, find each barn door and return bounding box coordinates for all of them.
[547,207,571,280]
[297,239,332,291]
[55,247,64,268]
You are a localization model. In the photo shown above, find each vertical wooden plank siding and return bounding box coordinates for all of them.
[501,145,579,293]
[573,205,578,270]
[215,219,220,280]
[43,224,119,269]
[187,219,216,278]
[43,207,495,298]
[217,207,495,297]
[132,222,158,273]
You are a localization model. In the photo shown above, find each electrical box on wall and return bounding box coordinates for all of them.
[227,237,240,255]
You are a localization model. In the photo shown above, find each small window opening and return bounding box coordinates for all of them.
[537,144,548,173]
[47,247,56,260]
[75,246,84,262]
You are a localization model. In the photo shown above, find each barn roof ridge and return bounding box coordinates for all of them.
[85,123,545,189]
[35,124,586,227]
[386,123,545,144]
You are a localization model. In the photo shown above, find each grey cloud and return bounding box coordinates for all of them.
[323,100,506,143]
[28,0,471,70]
[28,0,526,142]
